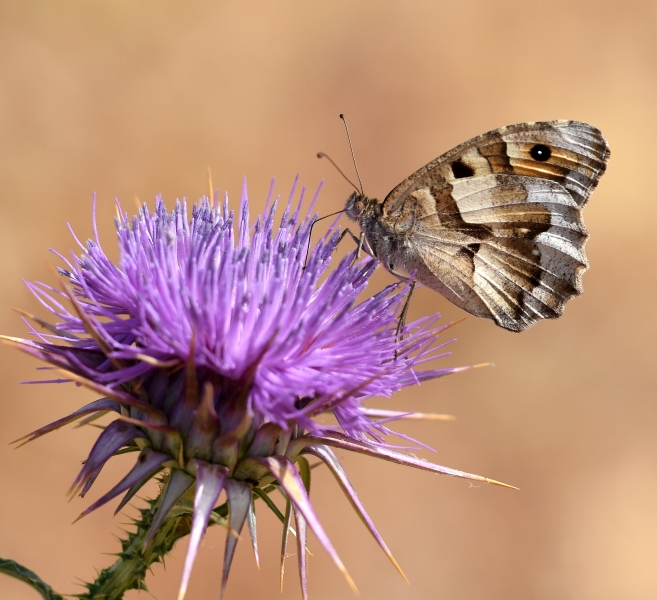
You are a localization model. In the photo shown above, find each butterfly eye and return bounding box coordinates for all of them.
[530,144,551,161]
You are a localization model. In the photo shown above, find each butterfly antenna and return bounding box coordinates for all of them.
[339,113,365,196]
[316,152,360,194]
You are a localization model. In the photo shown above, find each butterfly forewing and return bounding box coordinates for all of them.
[382,121,609,215]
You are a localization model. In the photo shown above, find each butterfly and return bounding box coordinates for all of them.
[343,121,610,332]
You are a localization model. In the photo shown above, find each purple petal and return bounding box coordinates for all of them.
[290,433,516,489]
[13,398,120,446]
[302,444,408,583]
[59,371,166,421]
[79,464,104,498]
[178,460,227,600]
[14,307,81,340]
[144,469,195,548]
[280,494,292,592]
[360,408,454,422]
[75,448,170,521]
[56,273,119,362]
[185,382,221,462]
[246,500,259,568]
[254,456,358,594]
[222,479,252,598]
[246,422,283,458]
[113,414,182,458]
[70,420,146,496]
[292,504,308,600]
[75,409,117,428]
[114,468,157,515]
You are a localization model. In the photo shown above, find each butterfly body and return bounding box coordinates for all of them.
[344,120,610,332]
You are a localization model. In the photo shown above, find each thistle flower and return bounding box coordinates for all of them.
[5,179,508,599]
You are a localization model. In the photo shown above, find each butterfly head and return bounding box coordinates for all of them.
[345,192,379,222]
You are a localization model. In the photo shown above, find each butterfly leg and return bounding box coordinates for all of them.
[336,227,360,247]
[336,228,374,261]
[386,265,409,282]
[394,281,416,359]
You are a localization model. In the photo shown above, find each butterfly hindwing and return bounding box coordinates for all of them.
[404,174,589,331]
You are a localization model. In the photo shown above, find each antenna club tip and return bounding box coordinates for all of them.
[339,113,345,119]
[317,152,325,159]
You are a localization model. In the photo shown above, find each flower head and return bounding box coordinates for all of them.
[6,180,508,598]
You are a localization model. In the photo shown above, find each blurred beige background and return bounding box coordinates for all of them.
[1,1,656,599]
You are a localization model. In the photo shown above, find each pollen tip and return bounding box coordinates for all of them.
[336,562,359,595]
[440,316,468,332]
[483,477,519,490]
[388,553,409,584]
[0,334,23,344]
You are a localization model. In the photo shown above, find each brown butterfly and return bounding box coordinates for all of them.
[343,120,610,332]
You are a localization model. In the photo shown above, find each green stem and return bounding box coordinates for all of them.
[0,557,65,600]
[76,498,190,599]
[1,481,281,600]
[78,483,278,599]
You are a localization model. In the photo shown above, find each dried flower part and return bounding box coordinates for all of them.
[5,180,511,599]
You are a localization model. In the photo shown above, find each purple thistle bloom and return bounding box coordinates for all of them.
[5,179,510,599]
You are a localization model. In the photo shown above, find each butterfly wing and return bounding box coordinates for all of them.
[383,120,609,214]
[380,121,609,331]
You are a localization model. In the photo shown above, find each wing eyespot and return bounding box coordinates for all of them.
[530,144,551,162]
[451,160,475,178]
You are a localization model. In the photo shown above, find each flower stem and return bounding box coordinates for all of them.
[77,498,185,598]
[78,483,280,599]
[0,557,65,600]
